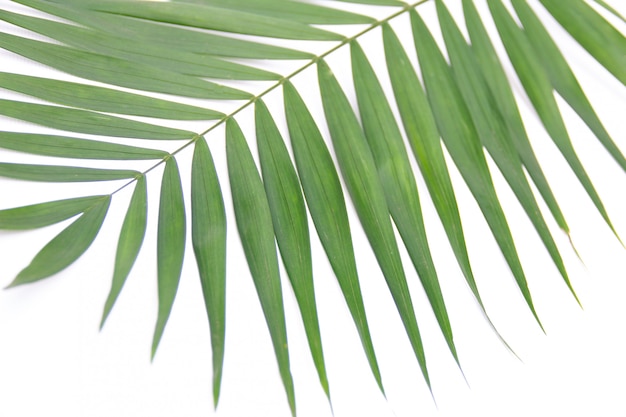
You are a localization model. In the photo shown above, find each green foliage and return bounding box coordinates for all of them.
[0,0,624,414]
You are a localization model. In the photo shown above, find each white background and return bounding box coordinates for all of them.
[0,0,625,416]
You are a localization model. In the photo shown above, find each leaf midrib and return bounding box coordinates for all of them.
[109,0,433,197]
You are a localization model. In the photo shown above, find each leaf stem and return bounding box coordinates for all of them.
[111,0,432,196]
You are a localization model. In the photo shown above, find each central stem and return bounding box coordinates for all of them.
[112,0,432,195]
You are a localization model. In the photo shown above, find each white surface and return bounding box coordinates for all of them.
[0,1,625,416]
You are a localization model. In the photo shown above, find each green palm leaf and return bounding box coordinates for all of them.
[283,80,384,393]
[0,0,624,415]
[411,8,544,330]
[101,175,148,328]
[539,0,626,85]
[226,118,296,416]
[318,58,431,389]
[462,0,569,233]
[351,39,459,367]
[6,195,111,287]
[436,0,576,302]
[255,99,330,401]
[488,0,618,240]
[191,136,227,407]
[152,157,186,359]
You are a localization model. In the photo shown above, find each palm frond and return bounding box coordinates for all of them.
[0,0,624,415]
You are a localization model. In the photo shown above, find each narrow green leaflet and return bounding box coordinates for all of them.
[0,132,168,161]
[0,10,279,82]
[382,23,483,322]
[436,0,577,301]
[350,41,459,366]
[462,0,569,233]
[0,196,106,230]
[6,196,110,288]
[191,137,227,408]
[0,100,196,140]
[255,99,329,400]
[410,10,543,330]
[283,80,384,393]
[152,158,186,359]
[488,0,618,238]
[383,22,515,355]
[14,0,313,60]
[79,1,344,41]
[511,0,626,172]
[225,119,295,416]
[592,0,626,23]
[0,163,138,183]
[539,0,626,85]
[101,176,148,328]
[318,59,430,388]
[0,33,251,100]
[0,72,223,120]
[333,0,405,5]
[177,0,375,24]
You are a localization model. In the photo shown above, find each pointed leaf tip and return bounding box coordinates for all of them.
[191,136,227,407]
[101,176,148,330]
[152,158,186,359]
[318,57,431,389]
[0,195,108,230]
[283,79,385,393]
[351,39,459,366]
[9,196,111,288]
[412,7,543,332]
[226,118,296,414]
[255,99,330,401]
